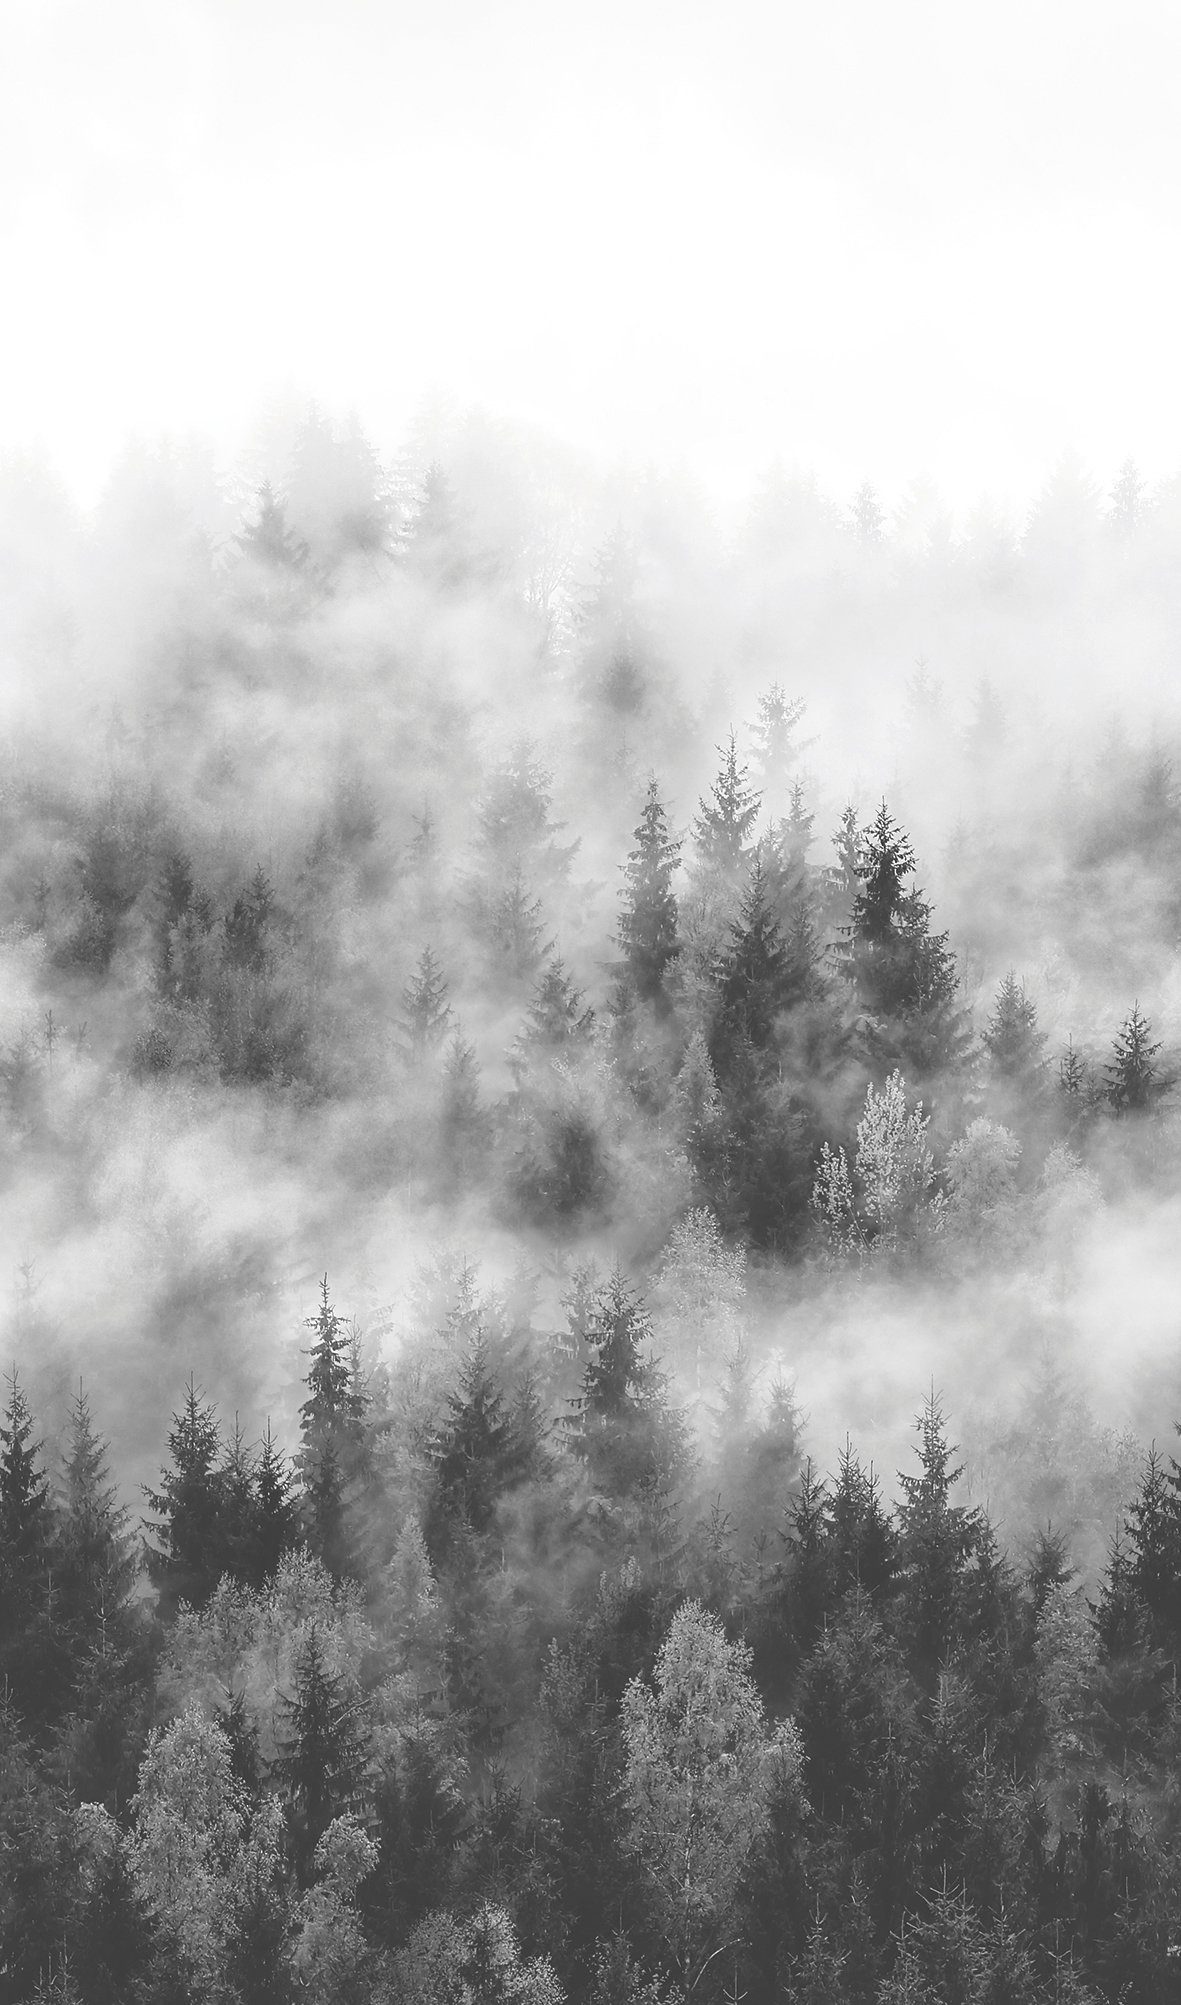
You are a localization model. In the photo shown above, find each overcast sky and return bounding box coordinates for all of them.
[4,0,1179,511]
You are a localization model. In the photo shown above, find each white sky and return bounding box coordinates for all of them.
[4,0,1180,511]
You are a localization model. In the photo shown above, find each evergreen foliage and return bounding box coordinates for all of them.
[617,777,681,1007]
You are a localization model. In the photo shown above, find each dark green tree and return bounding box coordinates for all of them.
[894,1393,982,1684]
[982,971,1047,1086]
[297,1278,369,1579]
[142,1377,225,1618]
[54,1382,137,1646]
[251,1419,301,1585]
[844,802,971,1076]
[690,730,761,891]
[1106,1002,1162,1114]
[0,1369,55,1718]
[617,776,681,1008]
[276,1624,369,1877]
[397,945,453,1058]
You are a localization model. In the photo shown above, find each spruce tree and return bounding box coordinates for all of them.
[276,1625,369,1876]
[397,946,453,1057]
[749,683,807,807]
[297,1277,369,1579]
[489,869,551,985]
[617,776,681,1007]
[235,483,309,571]
[0,1369,55,1715]
[691,732,761,884]
[844,801,970,1076]
[895,1392,982,1683]
[55,1382,136,1646]
[252,1419,301,1585]
[512,957,594,1071]
[428,1330,520,1550]
[1106,1002,1162,1113]
[713,850,792,1062]
[142,1377,225,1618]
[982,971,1047,1085]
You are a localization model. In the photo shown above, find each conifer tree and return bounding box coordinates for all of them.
[55,1382,137,1645]
[428,1330,520,1550]
[0,1369,54,1714]
[142,1377,225,1618]
[713,850,792,1061]
[489,869,551,985]
[398,946,453,1058]
[1106,1002,1162,1113]
[297,1278,369,1579]
[512,957,594,1074]
[235,483,309,571]
[895,1392,982,1683]
[691,733,761,885]
[982,971,1047,1085]
[617,776,681,1008]
[276,1625,369,1876]
[252,1420,301,1585]
[439,1030,490,1188]
[749,683,807,807]
[844,802,971,1076]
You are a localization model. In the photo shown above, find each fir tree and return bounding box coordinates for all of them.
[713,850,792,1061]
[428,1331,521,1549]
[397,945,453,1057]
[617,776,681,1008]
[749,683,807,807]
[276,1625,369,1877]
[297,1278,369,1579]
[235,483,309,571]
[252,1420,301,1585]
[54,1381,136,1647]
[895,1392,982,1683]
[0,1369,54,1715]
[512,957,594,1073]
[844,801,971,1076]
[982,971,1047,1085]
[489,869,551,985]
[142,1377,225,1619]
[691,732,761,885]
[1106,1002,1162,1113]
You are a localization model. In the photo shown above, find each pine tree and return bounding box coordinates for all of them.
[827,1440,895,1601]
[982,971,1047,1085]
[713,850,792,1061]
[235,483,309,571]
[895,1392,982,1683]
[489,869,551,985]
[851,482,885,541]
[142,1377,225,1619]
[749,684,807,807]
[252,1420,301,1585]
[691,733,761,885]
[844,801,970,1076]
[297,1278,369,1579]
[0,1369,55,1715]
[512,957,594,1073]
[428,1331,521,1550]
[1106,1002,1162,1113]
[397,946,453,1057]
[54,1381,136,1646]
[276,1625,369,1877]
[617,776,681,1008]
[439,1030,490,1188]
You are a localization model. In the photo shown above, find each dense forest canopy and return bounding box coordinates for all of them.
[4,416,1181,2001]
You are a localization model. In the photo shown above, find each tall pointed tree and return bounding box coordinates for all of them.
[297,1278,369,1579]
[142,1377,225,1619]
[1106,1002,1162,1114]
[617,776,681,1008]
[691,733,761,887]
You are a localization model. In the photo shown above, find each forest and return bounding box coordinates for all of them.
[3,413,1181,2002]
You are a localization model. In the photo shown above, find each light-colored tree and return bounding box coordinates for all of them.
[128,1705,247,1986]
[391,1902,566,2004]
[811,1071,943,1262]
[655,1207,746,1401]
[620,1600,804,1993]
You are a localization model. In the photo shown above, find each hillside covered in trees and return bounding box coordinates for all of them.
[4,418,1181,2001]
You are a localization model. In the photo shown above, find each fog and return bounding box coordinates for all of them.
[0,402,1178,1608]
